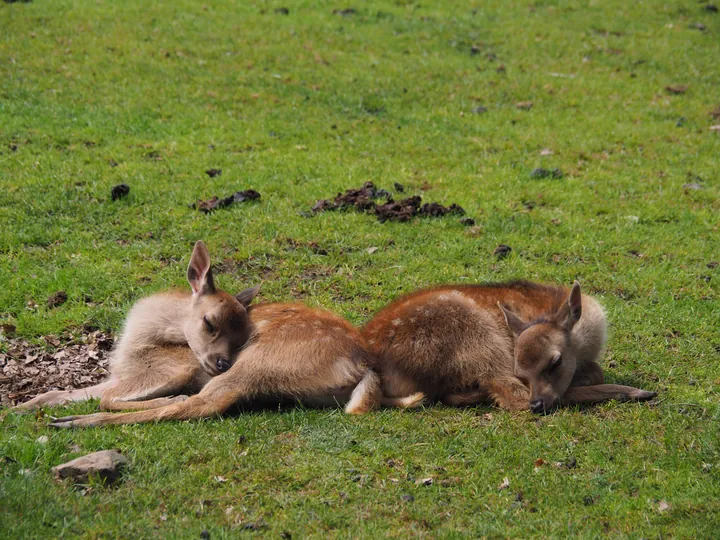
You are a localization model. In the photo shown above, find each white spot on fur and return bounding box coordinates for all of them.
[438,294,449,301]
[392,318,402,327]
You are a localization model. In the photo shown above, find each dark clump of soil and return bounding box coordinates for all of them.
[493,244,512,259]
[192,189,261,213]
[205,168,222,178]
[312,182,467,223]
[419,202,464,218]
[0,330,113,406]
[530,168,564,179]
[110,184,130,201]
[47,291,68,308]
[375,196,423,223]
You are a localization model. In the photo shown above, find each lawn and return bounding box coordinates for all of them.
[1,0,719,537]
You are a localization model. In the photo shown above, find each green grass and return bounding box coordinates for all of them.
[1,0,719,536]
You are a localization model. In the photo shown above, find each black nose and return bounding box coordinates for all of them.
[216,357,231,373]
[530,398,546,414]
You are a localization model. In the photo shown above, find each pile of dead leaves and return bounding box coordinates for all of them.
[311,182,465,223]
[0,330,113,406]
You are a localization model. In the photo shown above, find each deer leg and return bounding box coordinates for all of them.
[487,378,531,411]
[441,390,487,407]
[99,368,197,411]
[14,379,116,411]
[562,384,656,406]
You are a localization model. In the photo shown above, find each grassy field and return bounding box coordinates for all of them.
[1,0,719,537]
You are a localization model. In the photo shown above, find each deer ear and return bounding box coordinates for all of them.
[187,241,215,296]
[235,285,260,308]
[498,302,528,337]
[556,281,582,330]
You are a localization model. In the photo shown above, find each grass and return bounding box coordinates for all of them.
[1,0,719,536]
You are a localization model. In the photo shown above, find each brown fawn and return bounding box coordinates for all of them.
[17,241,258,412]
[20,241,381,421]
[362,280,656,413]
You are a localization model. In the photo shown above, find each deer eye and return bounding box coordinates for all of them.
[548,354,562,371]
[203,316,215,334]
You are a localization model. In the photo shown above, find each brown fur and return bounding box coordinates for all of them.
[362,280,656,413]
[49,302,381,427]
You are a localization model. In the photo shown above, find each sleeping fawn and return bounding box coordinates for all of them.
[17,241,258,412]
[34,243,380,427]
[362,280,656,413]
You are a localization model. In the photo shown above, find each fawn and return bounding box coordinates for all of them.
[362,280,656,413]
[17,241,259,412]
[32,243,380,427]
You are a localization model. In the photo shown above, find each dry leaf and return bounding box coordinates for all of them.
[498,477,510,490]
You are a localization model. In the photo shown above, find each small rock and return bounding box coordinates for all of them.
[493,244,512,259]
[415,477,433,486]
[707,261,719,269]
[711,125,720,131]
[205,168,222,178]
[705,4,718,13]
[665,84,689,94]
[366,247,379,254]
[401,494,414,502]
[110,184,130,201]
[683,183,703,191]
[36,435,49,444]
[498,477,510,490]
[472,106,488,114]
[52,450,127,485]
[516,101,533,110]
[540,148,553,156]
[274,7,289,15]
[47,291,68,309]
[689,22,706,31]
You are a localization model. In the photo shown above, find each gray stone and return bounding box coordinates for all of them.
[52,450,127,485]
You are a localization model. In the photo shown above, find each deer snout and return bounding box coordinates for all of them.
[530,397,554,414]
[216,357,231,373]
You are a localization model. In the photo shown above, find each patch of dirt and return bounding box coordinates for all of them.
[665,84,688,95]
[47,291,68,308]
[333,8,357,16]
[110,184,130,201]
[0,330,113,406]
[191,189,261,213]
[311,182,466,223]
[493,244,512,259]
[530,168,564,179]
